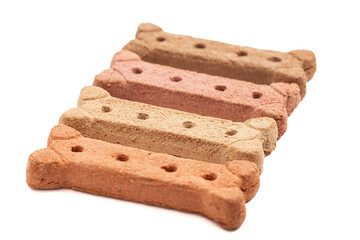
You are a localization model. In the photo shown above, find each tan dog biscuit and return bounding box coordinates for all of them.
[123,23,316,99]
[27,125,261,230]
[59,86,277,172]
[95,50,301,138]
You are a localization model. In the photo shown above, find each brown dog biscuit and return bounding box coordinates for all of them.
[123,23,316,99]
[59,86,278,172]
[27,125,261,230]
[95,50,301,138]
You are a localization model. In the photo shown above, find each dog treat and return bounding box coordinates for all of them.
[95,50,300,138]
[123,23,316,99]
[26,125,261,230]
[59,86,278,171]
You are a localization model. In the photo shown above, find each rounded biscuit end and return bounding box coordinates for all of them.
[47,125,82,146]
[225,160,260,202]
[136,23,162,37]
[78,86,110,106]
[26,149,64,189]
[289,49,317,82]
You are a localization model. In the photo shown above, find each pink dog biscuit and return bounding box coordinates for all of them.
[26,125,261,230]
[123,23,316,99]
[94,50,301,138]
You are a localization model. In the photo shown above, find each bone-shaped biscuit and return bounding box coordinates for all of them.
[95,50,301,138]
[26,125,260,230]
[59,86,277,172]
[123,23,316,99]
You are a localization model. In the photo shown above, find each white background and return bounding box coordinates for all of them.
[1,1,359,239]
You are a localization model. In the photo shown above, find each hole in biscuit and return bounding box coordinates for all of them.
[215,85,227,91]
[169,76,182,82]
[131,67,143,74]
[237,51,248,56]
[252,92,263,99]
[137,113,149,120]
[71,146,84,152]
[194,43,205,49]
[226,129,238,136]
[101,105,112,113]
[183,121,195,128]
[203,173,217,181]
[116,154,129,162]
[162,164,177,172]
[268,57,281,62]
[156,37,166,42]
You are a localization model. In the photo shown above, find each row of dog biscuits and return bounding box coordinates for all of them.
[27,24,316,230]
[94,50,301,138]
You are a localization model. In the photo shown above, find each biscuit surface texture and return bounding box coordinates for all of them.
[123,23,316,99]
[59,86,278,171]
[95,50,300,138]
[26,125,261,230]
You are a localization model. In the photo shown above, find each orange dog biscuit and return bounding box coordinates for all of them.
[26,125,260,230]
